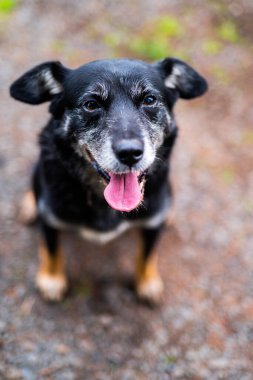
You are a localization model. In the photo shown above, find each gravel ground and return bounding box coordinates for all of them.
[1,1,253,379]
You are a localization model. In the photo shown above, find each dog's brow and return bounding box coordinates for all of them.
[86,82,109,100]
[129,79,158,99]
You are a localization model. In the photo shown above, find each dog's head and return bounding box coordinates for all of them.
[10,58,207,212]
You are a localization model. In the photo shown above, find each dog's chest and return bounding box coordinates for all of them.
[78,221,132,244]
[38,197,169,244]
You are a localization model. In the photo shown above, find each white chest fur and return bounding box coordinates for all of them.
[38,199,169,245]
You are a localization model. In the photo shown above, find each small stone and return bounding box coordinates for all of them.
[0,320,6,334]
[55,344,70,355]
[5,368,23,380]
[98,314,113,327]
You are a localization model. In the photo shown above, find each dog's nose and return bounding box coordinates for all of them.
[113,139,144,166]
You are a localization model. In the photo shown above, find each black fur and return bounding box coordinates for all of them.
[10,58,207,291]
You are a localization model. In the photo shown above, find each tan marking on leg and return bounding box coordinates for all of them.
[36,242,67,302]
[135,241,164,304]
[18,190,37,224]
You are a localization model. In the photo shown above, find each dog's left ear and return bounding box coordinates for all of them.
[153,57,208,99]
[10,61,71,105]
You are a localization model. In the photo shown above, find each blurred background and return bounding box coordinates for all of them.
[0,0,253,379]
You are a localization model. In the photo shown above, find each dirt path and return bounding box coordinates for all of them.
[1,1,253,379]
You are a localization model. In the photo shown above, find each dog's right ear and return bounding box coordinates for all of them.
[10,61,71,105]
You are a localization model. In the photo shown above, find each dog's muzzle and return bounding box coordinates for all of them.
[85,147,147,212]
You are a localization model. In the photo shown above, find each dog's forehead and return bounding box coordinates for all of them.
[65,59,162,100]
[78,59,153,78]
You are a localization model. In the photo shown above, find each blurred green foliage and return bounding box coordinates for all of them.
[211,65,230,84]
[202,39,222,55]
[104,10,242,65]
[153,15,183,38]
[221,168,235,185]
[104,33,121,49]
[243,199,253,213]
[104,15,185,61]
[241,130,253,145]
[0,0,18,14]
[217,20,239,43]
[73,281,91,297]
[130,38,170,61]
[51,39,66,53]
[165,355,177,364]
[202,19,241,58]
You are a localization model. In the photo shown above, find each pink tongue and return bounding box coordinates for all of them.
[104,172,142,212]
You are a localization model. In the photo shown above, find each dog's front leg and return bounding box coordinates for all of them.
[136,225,164,304]
[36,222,67,301]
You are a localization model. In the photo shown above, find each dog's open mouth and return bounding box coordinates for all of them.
[86,149,146,212]
[104,171,145,212]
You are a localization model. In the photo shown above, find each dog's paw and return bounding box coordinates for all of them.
[136,275,164,304]
[36,272,68,302]
[18,191,37,225]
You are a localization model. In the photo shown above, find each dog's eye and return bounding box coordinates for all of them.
[83,100,100,111]
[143,95,157,106]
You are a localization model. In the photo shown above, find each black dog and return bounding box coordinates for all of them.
[10,57,207,303]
